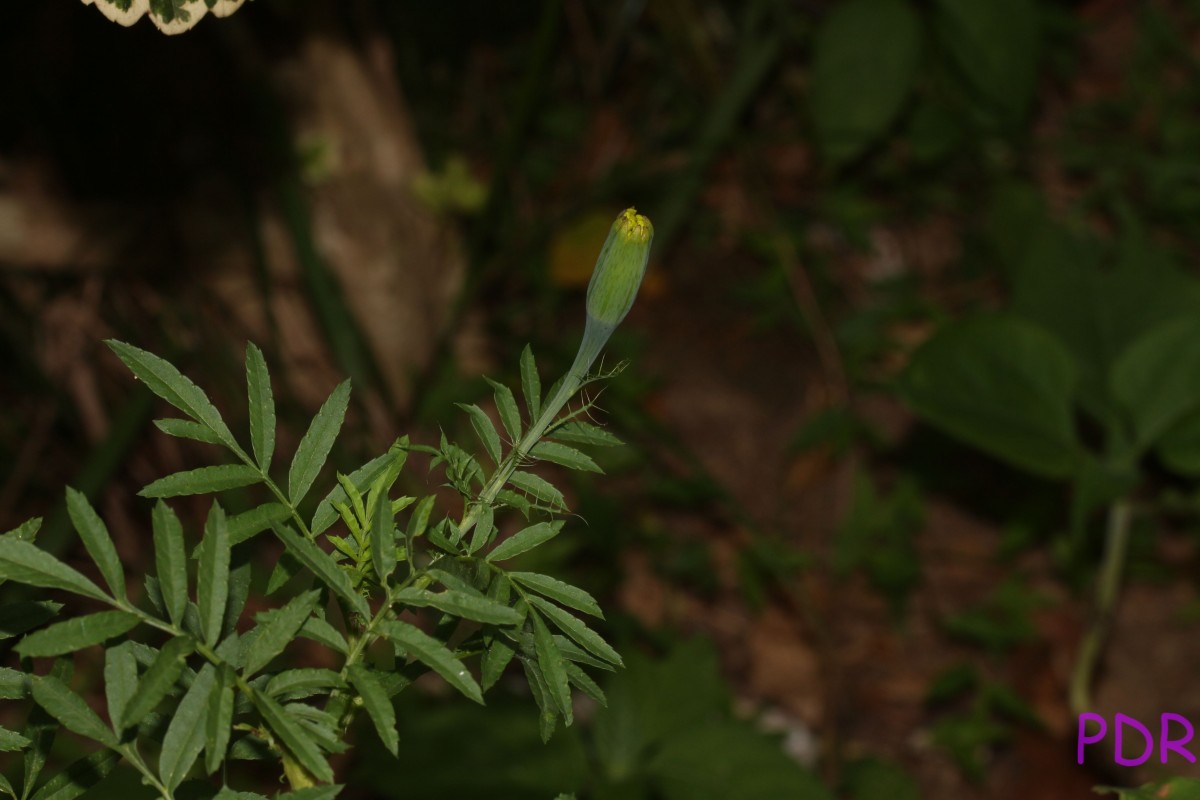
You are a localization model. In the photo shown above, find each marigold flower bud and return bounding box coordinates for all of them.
[585,208,654,331]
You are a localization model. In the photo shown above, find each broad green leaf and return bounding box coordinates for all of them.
[393,588,523,626]
[228,503,290,545]
[468,504,496,555]
[311,451,395,535]
[206,665,235,774]
[121,637,194,732]
[250,690,334,784]
[104,642,137,733]
[152,501,188,626]
[933,0,1039,122]
[15,611,138,658]
[26,749,119,800]
[899,315,1080,479]
[1160,409,1200,476]
[526,596,621,667]
[105,340,237,449]
[31,676,115,747]
[0,539,107,601]
[549,420,622,448]
[64,488,125,599]
[299,616,349,654]
[530,441,602,473]
[153,418,225,446]
[1113,316,1200,453]
[159,663,215,791]
[246,343,277,473]
[532,613,572,722]
[458,403,502,465]
[809,0,920,165]
[0,600,59,641]
[289,380,351,504]
[507,471,566,510]
[348,665,398,756]
[485,377,522,443]
[486,521,564,563]
[0,726,29,752]
[509,572,603,618]
[520,345,541,419]
[244,590,321,677]
[371,486,396,583]
[380,619,483,704]
[271,523,369,619]
[266,669,347,701]
[140,464,262,499]
[647,722,832,800]
[196,503,231,646]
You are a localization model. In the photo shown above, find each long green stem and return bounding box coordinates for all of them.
[1069,499,1133,715]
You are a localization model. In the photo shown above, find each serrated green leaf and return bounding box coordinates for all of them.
[406,496,435,540]
[520,345,542,419]
[348,665,398,756]
[289,380,350,504]
[2,517,41,542]
[481,636,516,692]
[15,611,138,658]
[23,660,69,795]
[0,667,28,700]
[486,521,564,563]
[311,451,395,535]
[457,403,502,465]
[380,619,483,704]
[549,419,622,447]
[122,637,194,732]
[227,503,290,546]
[485,377,522,443]
[564,661,605,707]
[266,669,347,701]
[530,441,602,473]
[526,596,621,667]
[468,504,495,555]
[246,343,277,473]
[152,501,188,626]
[0,726,29,752]
[371,486,396,583]
[521,657,559,743]
[159,662,215,791]
[104,642,137,734]
[393,588,523,626]
[153,418,225,446]
[244,590,321,677]
[196,503,231,646]
[31,676,115,747]
[27,749,119,800]
[277,787,344,800]
[532,612,572,722]
[0,539,107,601]
[106,340,237,449]
[266,551,304,596]
[507,470,566,510]
[250,690,334,784]
[64,488,125,600]
[509,572,603,618]
[0,600,59,641]
[206,665,235,774]
[272,523,369,619]
[299,616,349,654]
[140,464,263,499]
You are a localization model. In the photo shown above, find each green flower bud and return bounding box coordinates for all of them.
[585,208,654,330]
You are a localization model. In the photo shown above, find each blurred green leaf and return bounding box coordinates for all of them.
[932,0,1040,122]
[1113,316,1200,453]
